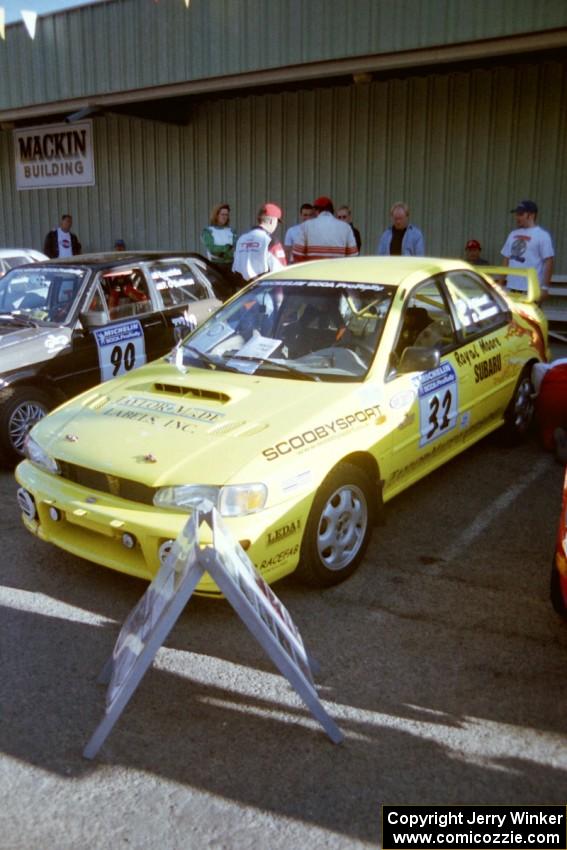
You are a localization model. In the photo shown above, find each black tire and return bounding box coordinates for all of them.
[502,365,535,443]
[296,462,376,587]
[550,559,567,620]
[0,386,53,466]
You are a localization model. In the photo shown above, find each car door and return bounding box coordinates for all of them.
[54,267,167,398]
[443,269,513,428]
[146,259,222,338]
[381,276,464,497]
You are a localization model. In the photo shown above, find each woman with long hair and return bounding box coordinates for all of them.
[201,203,236,267]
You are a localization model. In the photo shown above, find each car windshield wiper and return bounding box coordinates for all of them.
[0,312,38,328]
[180,343,240,373]
[223,353,320,381]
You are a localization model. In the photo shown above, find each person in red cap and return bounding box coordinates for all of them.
[291,195,358,263]
[232,202,287,286]
[464,239,489,266]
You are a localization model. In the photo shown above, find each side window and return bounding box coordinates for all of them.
[444,271,506,340]
[149,262,208,307]
[189,259,217,297]
[393,278,457,368]
[85,282,108,314]
[102,269,151,319]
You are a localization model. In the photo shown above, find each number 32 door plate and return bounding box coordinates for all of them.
[94,320,147,382]
[416,362,459,447]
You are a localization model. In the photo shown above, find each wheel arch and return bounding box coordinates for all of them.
[0,376,66,408]
[502,357,539,442]
[332,451,383,515]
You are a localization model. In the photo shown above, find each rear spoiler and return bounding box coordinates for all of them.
[481,266,541,304]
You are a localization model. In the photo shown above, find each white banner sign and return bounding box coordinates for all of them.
[13,120,95,190]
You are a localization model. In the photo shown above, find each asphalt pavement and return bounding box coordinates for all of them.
[1,405,567,849]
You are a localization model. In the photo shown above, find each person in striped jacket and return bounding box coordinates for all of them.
[291,196,359,263]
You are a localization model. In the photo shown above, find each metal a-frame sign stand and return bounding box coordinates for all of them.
[83,505,343,759]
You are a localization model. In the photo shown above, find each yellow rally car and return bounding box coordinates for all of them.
[16,257,548,594]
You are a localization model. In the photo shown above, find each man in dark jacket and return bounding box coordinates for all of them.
[43,214,82,258]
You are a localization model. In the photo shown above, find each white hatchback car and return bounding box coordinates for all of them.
[0,249,48,277]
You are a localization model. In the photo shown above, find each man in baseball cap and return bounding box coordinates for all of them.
[258,202,283,221]
[313,196,334,213]
[292,194,358,262]
[501,199,554,298]
[510,200,538,214]
[464,239,489,266]
[232,201,286,285]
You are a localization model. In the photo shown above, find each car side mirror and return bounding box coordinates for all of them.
[398,346,441,373]
[79,310,108,328]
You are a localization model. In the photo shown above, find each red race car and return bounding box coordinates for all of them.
[551,466,567,619]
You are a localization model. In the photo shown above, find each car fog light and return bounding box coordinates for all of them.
[122,532,136,550]
[159,539,175,564]
[17,487,37,521]
[48,506,61,522]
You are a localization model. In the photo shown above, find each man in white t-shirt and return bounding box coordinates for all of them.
[501,200,554,299]
[43,214,82,258]
[232,202,287,286]
[283,203,314,263]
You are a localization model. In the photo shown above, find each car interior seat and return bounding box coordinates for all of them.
[395,306,432,358]
[285,300,341,357]
[18,291,47,310]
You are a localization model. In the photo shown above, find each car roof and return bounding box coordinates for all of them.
[0,248,46,258]
[265,256,479,288]
[29,251,209,272]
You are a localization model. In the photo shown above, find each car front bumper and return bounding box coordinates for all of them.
[15,460,310,595]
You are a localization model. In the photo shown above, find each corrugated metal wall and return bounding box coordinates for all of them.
[1,60,566,271]
[1,0,566,109]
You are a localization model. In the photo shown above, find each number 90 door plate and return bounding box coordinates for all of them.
[93,320,147,382]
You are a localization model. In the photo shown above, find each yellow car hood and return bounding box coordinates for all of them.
[34,359,376,488]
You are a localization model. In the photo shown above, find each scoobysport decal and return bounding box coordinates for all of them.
[262,405,383,461]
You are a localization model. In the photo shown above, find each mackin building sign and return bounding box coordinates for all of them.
[13,121,95,190]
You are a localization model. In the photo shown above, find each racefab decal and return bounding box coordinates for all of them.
[455,335,501,368]
[474,353,502,383]
[94,320,146,382]
[101,394,224,432]
[267,519,301,546]
[417,362,458,447]
[262,405,383,461]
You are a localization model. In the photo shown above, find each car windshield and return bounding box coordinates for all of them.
[180,279,395,380]
[0,255,30,277]
[0,265,87,323]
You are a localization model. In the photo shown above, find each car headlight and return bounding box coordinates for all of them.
[218,483,268,516]
[24,434,60,475]
[153,483,267,517]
